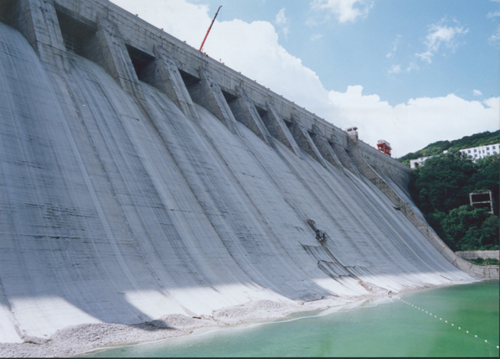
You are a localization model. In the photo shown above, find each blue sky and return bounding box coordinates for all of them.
[202,0,499,105]
[111,0,499,157]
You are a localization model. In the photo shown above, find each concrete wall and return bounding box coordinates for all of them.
[456,251,499,260]
[0,0,497,345]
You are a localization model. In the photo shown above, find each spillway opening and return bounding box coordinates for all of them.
[179,69,204,105]
[259,107,280,140]
[221,89,240,120]
[125,44,156,84]
[221,90,237,104]
[0,0,19,28]
[55,7,97,59]
[179,69,201,87]
[255,106,268,120]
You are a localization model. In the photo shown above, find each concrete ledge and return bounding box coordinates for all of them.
[228,87,271,144]
[288,114,326,166]
[456,250,499,260]
[263,102,302,157]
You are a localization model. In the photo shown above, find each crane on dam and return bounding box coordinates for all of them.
[199,5,222,52]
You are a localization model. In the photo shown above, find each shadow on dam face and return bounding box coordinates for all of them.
[0,14,476,341]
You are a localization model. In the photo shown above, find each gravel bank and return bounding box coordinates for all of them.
[0,296,368,358]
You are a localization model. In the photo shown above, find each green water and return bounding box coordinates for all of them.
[86,281,499,357]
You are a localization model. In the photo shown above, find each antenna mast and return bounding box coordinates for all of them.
[199,5,222,52]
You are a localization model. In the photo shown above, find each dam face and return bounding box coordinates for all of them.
[0,0,497,344]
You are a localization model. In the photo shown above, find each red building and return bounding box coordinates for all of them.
[377,140,392,156]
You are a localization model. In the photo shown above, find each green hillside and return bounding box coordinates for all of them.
[409,152,499,251]
[398,130,500,166]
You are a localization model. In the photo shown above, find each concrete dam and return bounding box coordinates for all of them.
[0,0,497,345]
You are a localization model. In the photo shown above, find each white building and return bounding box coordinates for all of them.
[460,144,500,161]
[410,156,434,169]
[409,143,499,169]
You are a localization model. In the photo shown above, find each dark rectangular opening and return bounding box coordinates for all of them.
[178,69,204,107]
[179,69,200,87]
[255,106,267,119]
[471,193,491,202]
[125,44,156,83]
[221,90,237,104]
[308,131,316,139]
[56,9,97,59]
[284,119,293,130]
[0,0,19,28]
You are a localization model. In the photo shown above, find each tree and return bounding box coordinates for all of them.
[471,154,500,214]
[411,151,475,214]
[441,206,499,251]
[409,151,499,251]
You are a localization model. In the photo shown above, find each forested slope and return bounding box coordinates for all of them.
[409,151,499,251]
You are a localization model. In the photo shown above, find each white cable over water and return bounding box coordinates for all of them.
[396,297,498,350]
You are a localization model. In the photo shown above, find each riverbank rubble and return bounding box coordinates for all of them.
[0,295,374,357]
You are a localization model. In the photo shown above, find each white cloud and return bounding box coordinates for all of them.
[388,65,401,74]
[275,8,290,37]
[275,8,287,25]
[311,33,323,41]
[110,0,498,157]
[311,0,373,23]
[473,89,483,96]
[489,26,500,47]
[111,0,211,48]
[406,62,420,72]
[487,1,500,46]
[206,20,331,114]
[416,19,468,63]
[487,0,500,18]
[386,35,402,58]
[328,88,499,157]
[305,17,319,27]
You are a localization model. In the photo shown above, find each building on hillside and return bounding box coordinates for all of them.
[410,156,434,169]
[460,144,500,161]
[410,143,499,169]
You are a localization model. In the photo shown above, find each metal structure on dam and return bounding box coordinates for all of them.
[0,0,497,344]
